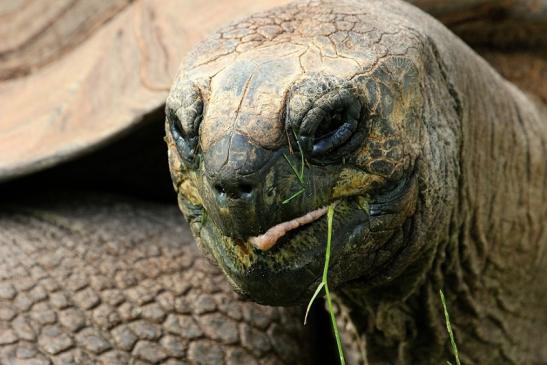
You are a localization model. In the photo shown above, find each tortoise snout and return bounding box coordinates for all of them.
[204,132,275,202]
[211,178,255,201]
[202,133,276,238]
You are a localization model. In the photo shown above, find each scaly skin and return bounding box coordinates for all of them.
[166,0,547,364]
[0,193,311,365]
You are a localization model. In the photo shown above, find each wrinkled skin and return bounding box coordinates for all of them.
[167,0,424,307]
[166,0,547,364]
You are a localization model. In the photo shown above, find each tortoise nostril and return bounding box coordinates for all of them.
[212,181,254,200]
[214,184,226,195]
[240,183,253,195]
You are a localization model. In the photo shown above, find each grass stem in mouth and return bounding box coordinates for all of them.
[303,208,460,365]
[304,203,346,365]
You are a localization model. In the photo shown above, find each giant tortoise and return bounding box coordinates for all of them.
[1,0,546,364]
[166,0,547,364]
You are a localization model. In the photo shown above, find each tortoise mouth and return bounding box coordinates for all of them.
[182,172,417,305]
[200,197,365,305]
[248,206,328,251]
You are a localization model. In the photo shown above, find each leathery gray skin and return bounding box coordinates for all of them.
[166,0,547,363]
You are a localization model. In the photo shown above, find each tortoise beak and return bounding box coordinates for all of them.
[201,133,275,239]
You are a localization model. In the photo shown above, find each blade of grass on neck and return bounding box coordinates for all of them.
[324,204,346,365]
[440,290,461,365]
[303,204,346,365]
[304,281,325,325]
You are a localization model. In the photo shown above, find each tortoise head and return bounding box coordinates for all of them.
[166,1,455,305]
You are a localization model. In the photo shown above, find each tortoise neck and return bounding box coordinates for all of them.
[333,39,547,365]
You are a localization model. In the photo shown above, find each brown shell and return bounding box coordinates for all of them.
[1,0,544,181]
[0,0,290,181]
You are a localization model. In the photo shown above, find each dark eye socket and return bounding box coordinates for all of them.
[170,112,186,139]
[170,108,202,140]
[311,108,359,157]
[286,81,363,162]
[168,102,203,166]
[314,109,345,139]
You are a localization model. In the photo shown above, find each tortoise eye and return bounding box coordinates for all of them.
[167,84,204,167]
[291,86,362,163]
[171,116,186,139]
[311,110,358,156]
[169,110,201,166]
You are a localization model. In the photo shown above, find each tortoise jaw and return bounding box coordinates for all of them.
[248,206,328,251]
[175,170,418,305]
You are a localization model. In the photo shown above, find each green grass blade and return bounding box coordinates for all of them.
[325,283,346,365]
[289,128,305,180]
[282,188,305,205]
[440,290,461,365]
[303,203,346,365]
[304,281,325,325]
[324,204,346,365]
[323,204,335,282]
[295,134,305,181]
[283,153,305,185]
